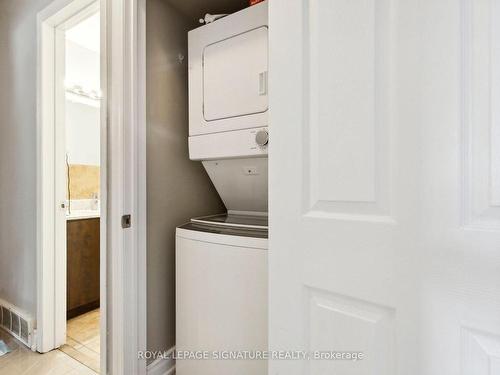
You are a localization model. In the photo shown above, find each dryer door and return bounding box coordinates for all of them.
[188,1,268,136]
[203,26,268,122]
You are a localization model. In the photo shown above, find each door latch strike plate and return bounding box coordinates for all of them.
[121,214,131,228]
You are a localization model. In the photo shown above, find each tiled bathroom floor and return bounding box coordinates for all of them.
[60,309,100,374]
[0,328,96,375]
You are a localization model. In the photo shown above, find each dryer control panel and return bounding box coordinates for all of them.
[189,127,268,161]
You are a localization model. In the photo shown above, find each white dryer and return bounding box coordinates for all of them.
[188,1,268,139]
[176,214,268,375]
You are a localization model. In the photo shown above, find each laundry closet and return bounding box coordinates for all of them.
[146,1,268,374]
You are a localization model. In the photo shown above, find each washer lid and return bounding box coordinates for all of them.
[191,213,268,230]
[178,222,268,240]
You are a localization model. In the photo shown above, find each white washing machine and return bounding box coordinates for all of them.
[176,214,268,375]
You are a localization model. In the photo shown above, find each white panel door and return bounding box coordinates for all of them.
[269,0,500,374]
[419,0,500,373]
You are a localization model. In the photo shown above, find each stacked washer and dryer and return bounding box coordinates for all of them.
[175,2,268,375]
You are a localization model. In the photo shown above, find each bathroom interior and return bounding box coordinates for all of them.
[62,10,101,373]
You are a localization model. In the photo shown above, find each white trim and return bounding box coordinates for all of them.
[147,360,175,375]
[106,0,147,373]
[137,0,148,369]
[36,0,102,354]
[53,24,67,349]
[99,0,108,371]
[146,347,176,375]
[37,9,56,354]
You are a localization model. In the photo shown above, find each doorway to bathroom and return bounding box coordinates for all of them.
[58,8,102,373]
[37,0,105,373]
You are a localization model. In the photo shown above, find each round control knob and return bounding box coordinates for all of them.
[255,130,269,147]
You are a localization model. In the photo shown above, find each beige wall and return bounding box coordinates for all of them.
[0,0,54,315]
[146,0,225,358]
[68,165,100,200]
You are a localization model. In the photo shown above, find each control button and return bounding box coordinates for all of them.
[255,130,269,147]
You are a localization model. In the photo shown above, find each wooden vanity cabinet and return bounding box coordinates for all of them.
[67,218,100,319]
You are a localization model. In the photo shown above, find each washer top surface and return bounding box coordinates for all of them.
[177,213,268,246]
[178,222,268,239]
[191,213,268,230]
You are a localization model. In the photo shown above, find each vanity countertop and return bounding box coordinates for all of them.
[66,210,100,221]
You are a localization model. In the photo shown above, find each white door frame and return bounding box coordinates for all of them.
[36,0,101,354]
[105,0,147,373]
[36,0,147,373]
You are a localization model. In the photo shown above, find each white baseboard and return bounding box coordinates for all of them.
[147,347,175,375]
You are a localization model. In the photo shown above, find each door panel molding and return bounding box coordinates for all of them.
[461,0,500,230]
[307,287,396,375]
[302,0,393,222]
[461,327,500,375]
